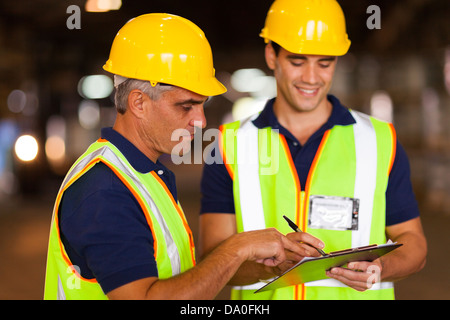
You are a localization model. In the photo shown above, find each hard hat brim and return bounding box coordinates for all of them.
[103,63,227,97]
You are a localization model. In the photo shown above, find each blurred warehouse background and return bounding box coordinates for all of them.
[0,0,449,299]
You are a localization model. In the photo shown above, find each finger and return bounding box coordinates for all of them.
[287,232,325,253]
[327,272,367,291]
[348,261,382,275]
[329,267,369,281]
[351,262,382,286]
[327,267,372,291]
[299,243,322,257]
[284,248,307,261]
[261,258,280,267]
[280,234,307,256]
[282,243,314,259]
[256,254,285,267]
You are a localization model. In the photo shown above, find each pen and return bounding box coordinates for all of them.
[283,215,328,256]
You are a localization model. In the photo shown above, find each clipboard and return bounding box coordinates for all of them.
[255,242,402,293]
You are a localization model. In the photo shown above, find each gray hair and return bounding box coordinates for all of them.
[114,76,174,114]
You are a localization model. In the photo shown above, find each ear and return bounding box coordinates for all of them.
[265,43,277,71]
[127,89,147,119]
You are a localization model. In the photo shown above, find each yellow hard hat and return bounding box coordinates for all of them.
[103,13,226,96]
[260,0,351,56]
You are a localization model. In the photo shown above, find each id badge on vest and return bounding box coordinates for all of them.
[308,195,359,231]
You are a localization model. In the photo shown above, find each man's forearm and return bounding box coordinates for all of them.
[144,228,304,299]
[148,242,245,299]
[379,217,427,282]
[380,230,427,282]
[228,261,276,286]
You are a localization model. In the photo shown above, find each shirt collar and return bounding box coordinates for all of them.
[100,127,167,174]
[252,95,356,141]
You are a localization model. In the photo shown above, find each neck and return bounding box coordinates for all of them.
[113,114,160,163]
[273,97,332,146]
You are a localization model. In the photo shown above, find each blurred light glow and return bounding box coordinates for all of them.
[45,136,66,162]
[370,91,393,123]
[78,75,113,99]
[7,89,27,113]
[45,116,67,164]
[232,97,266,121]
[15,135,38,162]
[78,100,100,129]
[252,76,277,98]
[231,68,267,93]
[85,0,122,12]
[22,91,39,116]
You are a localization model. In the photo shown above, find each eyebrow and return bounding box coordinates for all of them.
[174,98,207,106]
[286,55,337,62]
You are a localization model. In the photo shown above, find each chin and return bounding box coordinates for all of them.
[170,140,193,158]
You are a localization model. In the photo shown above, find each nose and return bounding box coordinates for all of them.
[301,63,319,85]
[189,105,207,129]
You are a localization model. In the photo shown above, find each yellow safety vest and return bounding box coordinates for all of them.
[44,139,196,299]
[219,110,396,300]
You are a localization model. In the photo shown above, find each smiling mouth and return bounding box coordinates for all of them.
[298,87,319,96]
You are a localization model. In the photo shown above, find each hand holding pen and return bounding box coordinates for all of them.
[283,215,328,256]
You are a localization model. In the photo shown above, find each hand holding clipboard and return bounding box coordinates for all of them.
[255,216,402,293]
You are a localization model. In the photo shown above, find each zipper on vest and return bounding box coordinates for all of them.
[279,130,331,300]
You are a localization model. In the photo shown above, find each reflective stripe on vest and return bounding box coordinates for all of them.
[44,141,195,299]
[61,145,184,275]
[223,110,395,299]
[236,114,266,231]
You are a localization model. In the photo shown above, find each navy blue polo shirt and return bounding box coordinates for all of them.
[200,95,420,226]
[59,127,177,294]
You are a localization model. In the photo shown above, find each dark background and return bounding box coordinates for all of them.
[0,0,449,299]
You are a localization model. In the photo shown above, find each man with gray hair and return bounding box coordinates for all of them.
[44,13,322,300]
[113,75,175,114]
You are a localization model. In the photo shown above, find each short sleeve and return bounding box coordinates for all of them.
[385,141,420,226]
[200,142,235,214]
[59,162,158,294]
